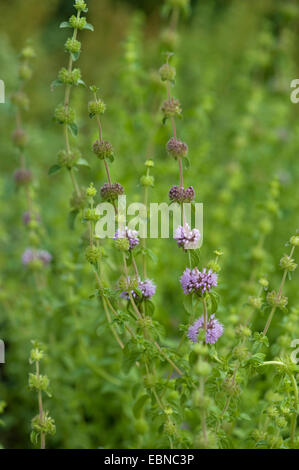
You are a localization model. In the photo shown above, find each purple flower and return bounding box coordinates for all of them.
[21,248,52,267]
[174,224,200,250]
[188,314,224,345]
[169,185,195,203]
[139,279,156,299]
[38,250,52,265]
[22,248,35,265]
[120,278,156,301]
[113,226,139,250]
[180,267,218,295]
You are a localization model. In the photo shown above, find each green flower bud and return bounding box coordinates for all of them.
[275,416,287,428]
[248,296,263,309]
[195,361,211,376]
[69,14,87,30]
[28,373,50,392]
[31,412,56,441]
[92,140,114,160]
[259,218,272,234]
[251,246,266,261]
[267,290,288,310]
[57,149,80,168]
[259,278,269,288]
[140,175,154,187]
[137,316,153,330]
[114,237,130,252]
[74,0,87,11]
[83,208,99,222]
[214,249,224,257]
[54,104,75,124]
[29,348,44,363]
[159,63,176,82]
[65,38,81,54]
[88,99,106,117]
[164,420,176,436]
[290,235,299,247]
[11,91,29,109]
[236,325,252,338]
[85,245,100,265]
[58,67,82,85]
[145,160,154,168]
[280,254,297,272]
[19,63,32,81]
[21,46,35,60]
[207,260,220,273]
[160,29,179,50]
[86,183,97,198]
[267,405,278,417]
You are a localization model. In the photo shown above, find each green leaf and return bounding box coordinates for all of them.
[183,295,193,314]
[76,158,90,168]
[60,21,71,29]
[68,122,78,136]
[182,155,190,170]
[133,394,149,418]
[77,79,87,88]
[48,164,62,176]
[71,51,81,62]
[50,79,62,91]
[83,22,94,31]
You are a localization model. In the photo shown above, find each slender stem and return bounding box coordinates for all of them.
[36,361,45,449]
[202,298,208,331]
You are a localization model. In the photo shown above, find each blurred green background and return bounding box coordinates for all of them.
[0,0,299,449]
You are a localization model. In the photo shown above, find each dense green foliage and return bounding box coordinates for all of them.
[0,0,299,449]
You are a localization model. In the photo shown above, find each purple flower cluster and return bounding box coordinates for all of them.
[22,248,52,267]
[120,278,156,301]
[180,267,218,295]
[174,224,200,250]
[169,185,195,203]
[188,314,223,345]
[113,227,139,250]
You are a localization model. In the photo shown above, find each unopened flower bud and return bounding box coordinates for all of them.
[114,237,130,252]
[21,46,35,60]
[85,245,100,265]
[19,63,32,81]
[14,168,32,185]
[65,37,81,54]
[54,104,75,124]
[161,98,182,119]
[69,14,87,30]
[100,182,124,201]
[145,160,154,168]
[280,254,297,272]
[267,290,288,309]
[58,67,82,85]
[248,296,263,309]
[140,175,154,187]
[92,140,114,160]
[159,63,176,82]
[74,0,87,11]
[290,235,299,247]
[88,99,106,117]
[166,137,188,159]
[195,361,211,376]
[259,278,269,288]
[86,183,97,198]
